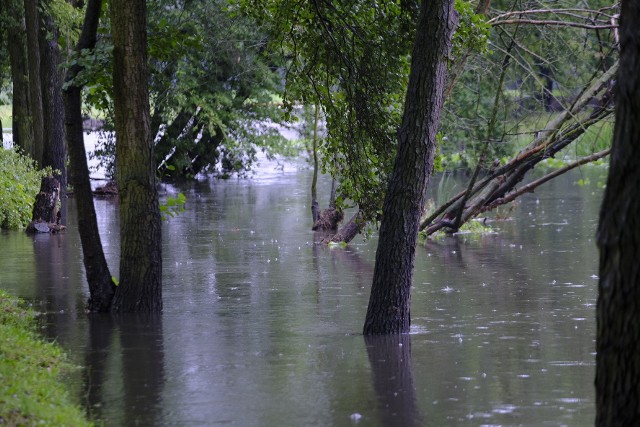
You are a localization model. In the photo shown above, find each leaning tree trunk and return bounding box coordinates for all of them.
[363,0,457,334]
[110,0,163,313]
[63,0,115,312]
[595,1,640,424]
[421,62,617,236]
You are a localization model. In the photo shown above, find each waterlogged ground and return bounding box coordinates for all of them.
[0,160,606,426]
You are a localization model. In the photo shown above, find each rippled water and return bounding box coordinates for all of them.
[0,161,606,426]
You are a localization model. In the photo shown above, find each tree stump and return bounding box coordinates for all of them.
[26,176,65,233]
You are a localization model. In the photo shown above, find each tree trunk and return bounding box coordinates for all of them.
[311,104,320,224]
[363,0,457,335]
[4,0,34,155]
[63,0,115,312]
[26,176,65,233]
[110,0,163,313]
[24,0,45,164]
[39,1,67,195]
[595,1,640,424]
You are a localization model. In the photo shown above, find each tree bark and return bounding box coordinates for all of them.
[24,0,45,164]
[363,0,457,334]
[63,0,115,312]
[4,0,34,156]
[39,1,67,195]
[595,1,640,424]
[110,0,163,313]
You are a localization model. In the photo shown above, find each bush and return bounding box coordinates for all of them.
[0,148,49,229]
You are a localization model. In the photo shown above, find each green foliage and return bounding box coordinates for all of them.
[0,149,51,229]
[0,290,91,426]
[159,192,187,220]
[453,0,490,58]
[242,0,416,222]
[45,0,84,51]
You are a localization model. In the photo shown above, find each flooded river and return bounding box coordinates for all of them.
[0,161,606,426]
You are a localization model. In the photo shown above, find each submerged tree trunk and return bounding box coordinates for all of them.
[26,176,65,233]
[110,0,163,313]
[64,0,115,312]
[595,1,640,424]
[363,0,457,334]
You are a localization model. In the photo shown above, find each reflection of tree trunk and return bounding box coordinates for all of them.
[83,315,116,422]
[118,315,165,426]
[364,334,422,426]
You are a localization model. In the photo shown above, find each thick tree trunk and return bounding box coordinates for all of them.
[363,0,457,335]
[64,0,115,312]
[4,0,34,155]
[24,0,45,164]
[595,1,640,424]
[26,176,65,233]
[39,2,67,194]
[110,0,163,313]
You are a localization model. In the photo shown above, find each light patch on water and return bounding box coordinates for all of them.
[441,285,454,293]
[492,404,518,414]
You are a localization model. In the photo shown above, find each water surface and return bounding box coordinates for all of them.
[0,163,606,426]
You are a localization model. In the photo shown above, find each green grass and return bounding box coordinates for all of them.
[0,105,11,131]
[0,290,91,426]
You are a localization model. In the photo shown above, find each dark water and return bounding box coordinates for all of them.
[0,162,606,426]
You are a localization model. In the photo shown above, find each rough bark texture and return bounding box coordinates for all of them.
[4,0,34,155]
[26,176,65,233]
[110,0,163,313]
[325,209,363,243]
[313,208,344,231]
[64,0,115,312]
[39,1,67,193]
[24,0,45,164]
[363,0,457,335]
[595,1,640,424]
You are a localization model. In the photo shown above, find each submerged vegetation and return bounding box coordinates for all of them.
[0,290,90,426]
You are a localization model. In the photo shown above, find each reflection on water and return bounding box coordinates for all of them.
[0,163,606,425]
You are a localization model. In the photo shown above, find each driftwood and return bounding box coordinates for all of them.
[27,176,65,233]
[421,62,617,236]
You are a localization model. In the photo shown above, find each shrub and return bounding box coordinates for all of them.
[0,148,49,229]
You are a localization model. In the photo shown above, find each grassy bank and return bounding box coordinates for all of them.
[0,290,90,426]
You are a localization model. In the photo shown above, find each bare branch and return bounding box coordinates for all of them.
[489,19,617,30]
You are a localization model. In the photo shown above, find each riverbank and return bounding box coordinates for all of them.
[0,290,90,426]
